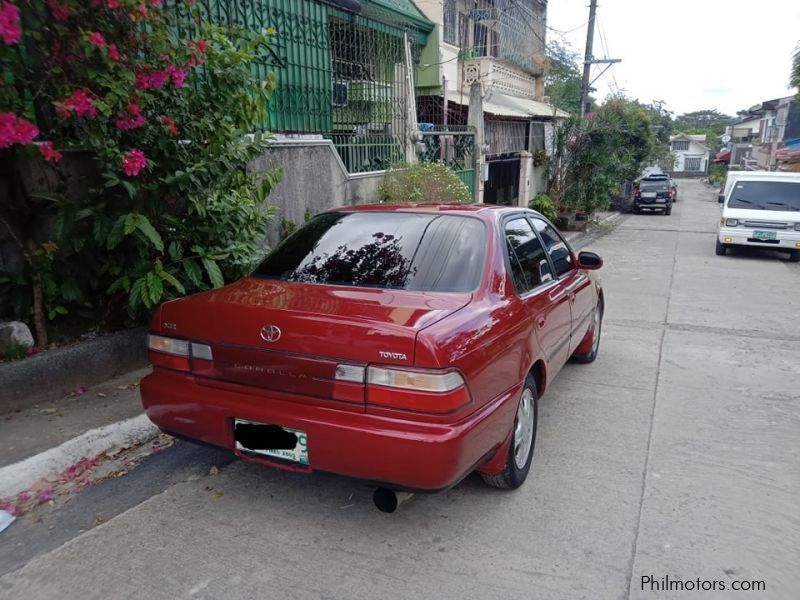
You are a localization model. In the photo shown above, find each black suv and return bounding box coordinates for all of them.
[633,175,674,215]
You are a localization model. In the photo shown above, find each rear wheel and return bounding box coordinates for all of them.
[665,206,672,215]
[632,206,641,214]
[481,375,537,490]
[789,250,800,263]
[715,239,728,256]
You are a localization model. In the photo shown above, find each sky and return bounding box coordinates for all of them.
[547,0,800,117]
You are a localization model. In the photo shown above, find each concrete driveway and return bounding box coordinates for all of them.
[1,179,798,600]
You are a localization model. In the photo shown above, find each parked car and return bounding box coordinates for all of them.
[141,205,605,509]
[716,171,800,261]
[633,177,674,214]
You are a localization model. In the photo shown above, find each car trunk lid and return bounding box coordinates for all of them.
[158,277,470,406]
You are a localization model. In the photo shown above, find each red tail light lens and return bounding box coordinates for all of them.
[365,366,471,414]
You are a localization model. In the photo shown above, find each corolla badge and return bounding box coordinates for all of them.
[260,325,282,343]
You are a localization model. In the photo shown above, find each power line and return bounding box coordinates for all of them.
[547,21,588,35]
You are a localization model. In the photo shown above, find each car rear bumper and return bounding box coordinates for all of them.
[718,227,800,250]
[141,369,519,491]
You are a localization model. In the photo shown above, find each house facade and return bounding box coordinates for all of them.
[724,97,800,170]
[670,133,710,175]
[176,0,436,244]
[413,0,567,205]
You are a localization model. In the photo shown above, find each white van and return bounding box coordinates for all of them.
[716,171,800,262]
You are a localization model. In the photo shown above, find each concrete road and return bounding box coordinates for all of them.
[1,180,798,600]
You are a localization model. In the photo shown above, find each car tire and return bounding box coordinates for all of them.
[632,206,641,214]
[665,207,672,215]
[789,250,800,263]
[715,239,728,256]
[481,375,538,490]
[572,299,603,364]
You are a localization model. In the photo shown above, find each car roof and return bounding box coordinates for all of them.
[328,203,524,215]
[727,171,800,182]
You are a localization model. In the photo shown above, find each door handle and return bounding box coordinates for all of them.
[536,316,546,329]
[569,293,576,303]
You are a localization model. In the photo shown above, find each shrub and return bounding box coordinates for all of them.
[0,1,280,344]
[530,194,558,222]
[378,162,472,204]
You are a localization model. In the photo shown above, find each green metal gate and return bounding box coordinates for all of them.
[417,126,477,198]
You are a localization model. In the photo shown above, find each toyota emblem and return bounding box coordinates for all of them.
[260,325,282,343]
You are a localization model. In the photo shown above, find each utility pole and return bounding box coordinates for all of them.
[580,0,598,118]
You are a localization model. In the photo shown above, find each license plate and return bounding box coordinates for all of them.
[655,198,666,203]
[234,419,309,465]
[753,230,777,241]
[642,192,657,198]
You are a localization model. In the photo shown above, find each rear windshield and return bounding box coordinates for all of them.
[640,181,670,191]
[253,212,486,292]
[727,181,800,211]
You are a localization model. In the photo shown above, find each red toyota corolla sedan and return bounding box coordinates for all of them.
[141,204,604,503]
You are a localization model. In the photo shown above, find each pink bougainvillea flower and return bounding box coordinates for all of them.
[57,89,97,119]
[170,67,186,88]
[114,114,146,131]
[135,69,169,91]
[107,43,121,61]
[0,1,22,45]
[121,148,147,177]
[150,0,161,6]
[108,0,121,8]
[0,112,18,148]
[88,31,106,48]
[0,113,39,148]
[36,488,54,502]
[39,141,63,163]
[14,117,38,144]
[17,491,30,502]
[159,115,180,137]
[47,0,69,22]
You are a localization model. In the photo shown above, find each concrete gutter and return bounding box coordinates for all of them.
[0,327,148,414]
[0,414,158,499]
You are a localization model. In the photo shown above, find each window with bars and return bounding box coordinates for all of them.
[672,140,689,151]
[684,157,703,171]
[443,0,457,45]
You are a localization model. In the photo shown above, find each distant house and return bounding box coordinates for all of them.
[670,133,710,175]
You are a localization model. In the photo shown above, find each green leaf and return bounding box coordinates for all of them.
[135,215,164,252]
[157,269,186,295]
[124,213,139,235]
[145,271,164,307]
[107,214,128,249]
[202,257,224,288]
[129,276,147,312]
[60,279,82,302]
[184,259,203,288]
[168,240,183,261]
[121,180,137,199]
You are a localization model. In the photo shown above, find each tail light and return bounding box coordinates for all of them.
[665,191,672,199]
[148,334,213,372]
[364,366,471,414]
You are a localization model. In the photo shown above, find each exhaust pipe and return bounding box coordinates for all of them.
[373,488,414,513]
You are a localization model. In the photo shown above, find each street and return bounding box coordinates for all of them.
[1,179,798,599]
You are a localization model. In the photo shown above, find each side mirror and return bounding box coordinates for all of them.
[578,251,603,270]
[718,193,724,204]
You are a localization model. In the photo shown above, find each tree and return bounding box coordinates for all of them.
[545,41,586,115]
[550,97,658,215]
[792,44,800,98]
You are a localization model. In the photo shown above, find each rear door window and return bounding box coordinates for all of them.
[531,218,574,278]
[727,181,800,211]
[254,212,486,292]
[640,181,670,192]
[504,217,554,294]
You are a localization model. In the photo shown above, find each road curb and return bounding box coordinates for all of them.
[0,414,158,499]
[0,327,148,414]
